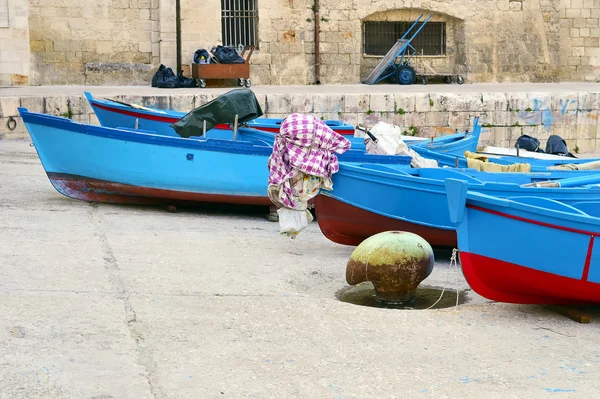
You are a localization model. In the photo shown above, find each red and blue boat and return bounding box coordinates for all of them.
[84,91,356,137]
[18,108,412,207]
[315,163,600,247]
[84,91,483,157]
[445,177,600,304]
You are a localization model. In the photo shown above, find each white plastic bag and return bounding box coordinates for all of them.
[277,208,314,239]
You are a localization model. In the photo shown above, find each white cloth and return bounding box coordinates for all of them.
[362,121,438,168]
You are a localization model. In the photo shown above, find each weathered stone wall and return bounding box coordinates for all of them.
[180,0,315,85]
[27,0,155,85]
[2,91,599,156]
[176,0,600,85]
[2,0,598,86]
[560,0,600,81]
[0,0,30,86]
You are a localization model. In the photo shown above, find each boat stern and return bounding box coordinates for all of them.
[444,178,469,224]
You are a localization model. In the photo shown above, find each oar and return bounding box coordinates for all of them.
[355,125,378,143]
[103,97,135,107]
[103,97,167,114]
[521,173,600,188]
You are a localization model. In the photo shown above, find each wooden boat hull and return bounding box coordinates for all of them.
[20,109,277,206]
[47,172,271,206]
[446,178,600,304]
[19,108,411,207]
[413,145,600,173]
[410,119,482,157]
[84,91,356,137]
[314,194,457,247]
[315,163,600,248]
[85,92,484,155]
[459,252,600,305]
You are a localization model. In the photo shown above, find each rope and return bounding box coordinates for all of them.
[424,248,460,310]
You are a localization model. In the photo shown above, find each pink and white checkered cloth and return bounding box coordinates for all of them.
[267,113,351,208]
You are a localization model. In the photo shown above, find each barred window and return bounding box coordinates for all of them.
[363,21,446,56]
[221,0,258,48]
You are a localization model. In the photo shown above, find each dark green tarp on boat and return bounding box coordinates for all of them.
[171,88,264,138]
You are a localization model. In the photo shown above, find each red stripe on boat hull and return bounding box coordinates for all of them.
[92,102,180,123]
[314,195,457,247]
[92,102,354,135]
[468,204,600,237]
[47,172,272,207]
[460,252,600,305]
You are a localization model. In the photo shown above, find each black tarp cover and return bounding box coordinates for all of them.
[171,88,264,138]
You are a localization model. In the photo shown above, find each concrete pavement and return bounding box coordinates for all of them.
[1,140,600,398]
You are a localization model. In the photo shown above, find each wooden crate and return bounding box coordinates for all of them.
[191,47,254,88]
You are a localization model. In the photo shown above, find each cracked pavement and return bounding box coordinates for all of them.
[1,140,600,398]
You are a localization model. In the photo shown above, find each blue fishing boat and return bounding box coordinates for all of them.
[314,163,600,247]
[85,91,482,156]
[19,108,412,207]
[84,91,356,137]
[445,178,600,304]
[412,144,600,172]
[407,120,482,156]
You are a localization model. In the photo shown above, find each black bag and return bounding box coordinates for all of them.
[211,45,245,64]
[546,134,577,158]
[177,70,197,88]
[151,64,166,87]
[156,66,180,88]
[515,134,542,152]
[193,49,213,64]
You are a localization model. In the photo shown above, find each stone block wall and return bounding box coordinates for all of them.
[176,0,316,85]
[0,0,597,86]
[0,0,30,86]
[3,90,600,157]
[560,0,600,81]
[27,0,155,85]
[174,0,600,85]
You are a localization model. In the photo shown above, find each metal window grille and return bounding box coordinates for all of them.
[221,0,258,48]
[363,21,446,56]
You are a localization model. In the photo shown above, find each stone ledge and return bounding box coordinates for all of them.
[2,91,599,154]
[84,62,154,73]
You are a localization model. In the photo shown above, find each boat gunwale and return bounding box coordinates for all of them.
[465,190,600,234]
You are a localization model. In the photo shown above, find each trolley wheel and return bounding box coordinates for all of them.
[238,78,245,86]
[422,76,429,85]
[198,79,207,88]
[457,75,465,85]
[244,78,252,88]
[395,65,416,85]
[444,75,453,84]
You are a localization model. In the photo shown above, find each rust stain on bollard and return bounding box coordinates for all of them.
[346,231,434,304]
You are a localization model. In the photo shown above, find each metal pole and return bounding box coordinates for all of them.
[176,0,181,72]
[233,114,239,140]
[314,0,320,84]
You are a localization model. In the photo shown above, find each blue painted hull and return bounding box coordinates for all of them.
[19,108,412,206]
[409,121,482,156]
[413,144,600,172]
[85,92,482,155]
[85,91,356,137]
[445,178,600,304]
[315,163,600,247]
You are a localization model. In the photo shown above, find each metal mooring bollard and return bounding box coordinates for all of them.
[346,231,434,305]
